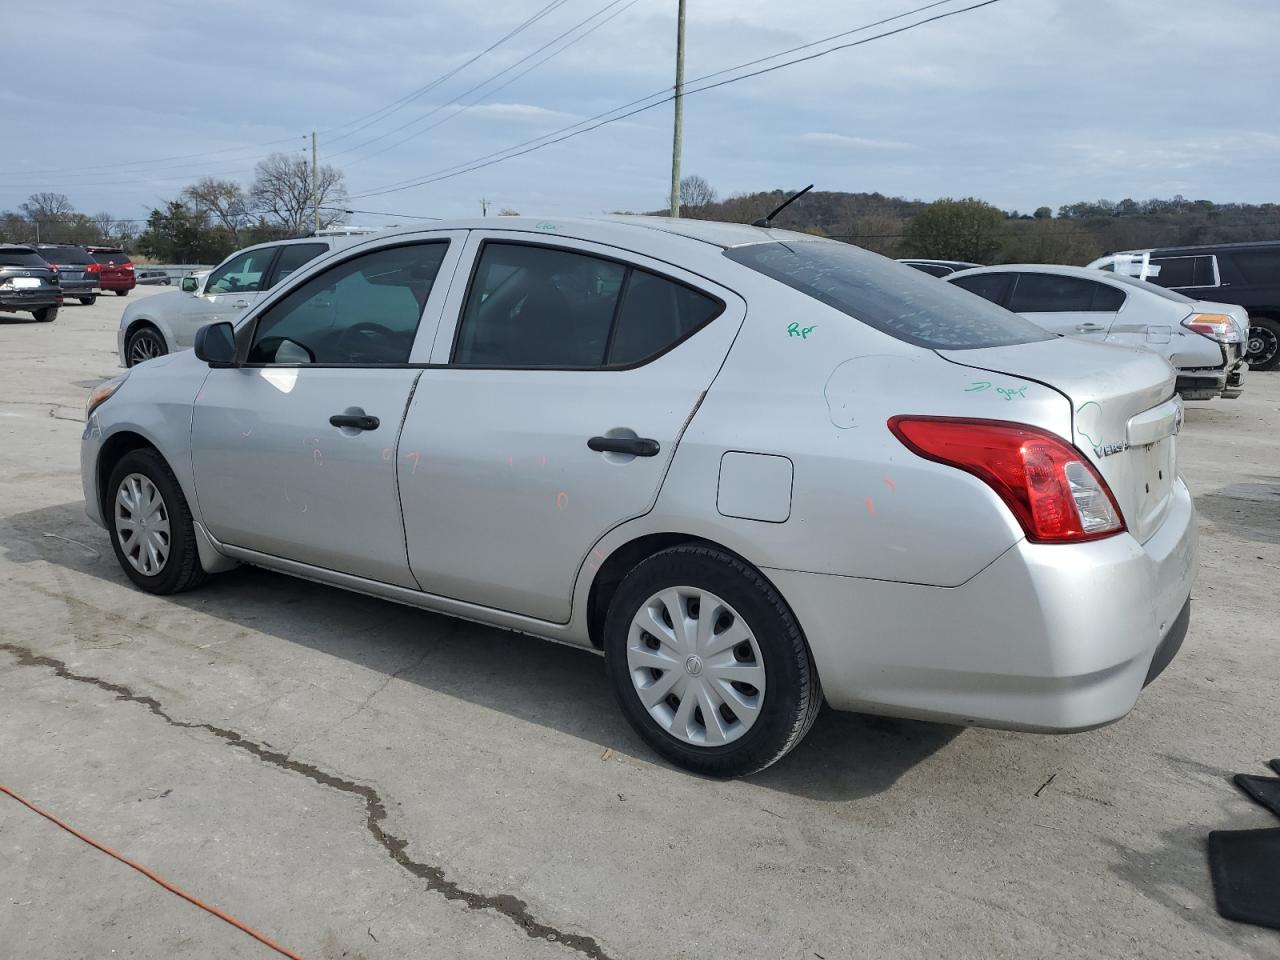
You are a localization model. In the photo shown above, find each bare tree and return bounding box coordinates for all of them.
[20,192,76,240]
[250,152,347,236]
[182,177,253,244]
[92,211,116,242]
[679,175,718,216]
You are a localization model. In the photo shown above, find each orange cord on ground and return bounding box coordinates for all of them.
[0,782,304,960]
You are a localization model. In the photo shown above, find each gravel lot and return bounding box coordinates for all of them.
[1,289,1277,960]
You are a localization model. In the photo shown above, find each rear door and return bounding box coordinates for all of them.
[1006,272,1124,341]
[397,232,744,622]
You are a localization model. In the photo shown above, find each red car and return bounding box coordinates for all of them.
[85,246,136,296]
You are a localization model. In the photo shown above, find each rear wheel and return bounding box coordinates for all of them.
[32,307,57,323]
[126,326,167,366]
[1246,316,1280,371]
[78,296,96,306]
[115,289,129,297]
[106,449,207,595]
[604,544,822,777]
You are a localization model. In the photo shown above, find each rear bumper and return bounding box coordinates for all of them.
[1176,343,1246,400]
[98,277,137,291]
[58,280,97,295]
[769,477,1197,731]
[0,292,60,311]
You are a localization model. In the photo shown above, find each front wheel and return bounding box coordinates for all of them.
[106,449,207,594]
[604,544,822,777]
[33,306,57,322]
[125,326,167,366]
[1246,317,1280,371]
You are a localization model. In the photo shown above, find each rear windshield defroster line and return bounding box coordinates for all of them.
[724,240,1052,350]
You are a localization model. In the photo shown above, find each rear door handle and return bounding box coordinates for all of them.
[588,435,660,457]
[330,414,380,431]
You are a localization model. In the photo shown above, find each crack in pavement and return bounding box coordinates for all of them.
[0,641,617,960]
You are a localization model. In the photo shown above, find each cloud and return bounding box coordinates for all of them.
[795,132,912,151]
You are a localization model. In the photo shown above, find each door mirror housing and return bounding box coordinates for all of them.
[194,321,237,367]
[180,275,200,293]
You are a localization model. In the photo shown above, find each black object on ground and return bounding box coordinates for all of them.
[1208,828,1280,931]
[1270,759,1280,776]
[1234,774,1280,819]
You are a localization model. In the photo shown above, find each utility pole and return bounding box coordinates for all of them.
[481,198,489,217]
[312,131,320,235]
[668,0,686,219]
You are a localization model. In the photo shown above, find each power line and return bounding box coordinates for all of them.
[351,0,1005,200]
[0,135,307,180]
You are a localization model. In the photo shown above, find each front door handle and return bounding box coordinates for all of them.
[588,435,660,457]
[330,413,380,431]
[1076,322,1105,333]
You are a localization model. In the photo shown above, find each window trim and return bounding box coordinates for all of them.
[447,237,726,371]
[238,239,451,368]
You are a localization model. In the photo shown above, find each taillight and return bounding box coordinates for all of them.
[887,416,1125,543]
[86,262,101,274]
[123,263,134,271]
[1182,313,1240,344]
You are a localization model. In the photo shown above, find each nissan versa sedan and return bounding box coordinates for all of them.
[946,264,1248,401]
[81,217,1196,776]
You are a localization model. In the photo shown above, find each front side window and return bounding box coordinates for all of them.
[269,243,328,286]
[726,241,1048,350]
[248,242,447,364]
[207,248,275,295]
[1009,274,1123,313]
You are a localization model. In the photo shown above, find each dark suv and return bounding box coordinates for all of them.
[85,246,136,296]
[1091,241,1280,370]
[0,244,61,322]
[32,243,98,305]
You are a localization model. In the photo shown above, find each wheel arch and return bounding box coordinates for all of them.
[96,430,162,521]
[123,317,169,355]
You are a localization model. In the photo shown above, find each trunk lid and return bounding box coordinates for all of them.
[939,336,1180,543]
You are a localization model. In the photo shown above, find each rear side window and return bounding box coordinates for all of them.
[90,249,130,265]
[1227,250,1280,285]
[1148,255,1216,288]
[950,272,1015,305]
[269,243,328,286]
[1009,274,1125,313]
[0,248,49,267]
[453,242,722,368]
[725,241,1047,350]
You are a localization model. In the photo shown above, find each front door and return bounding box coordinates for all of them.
[190,237,459,586]
[397,232,744,622]
[187,246,281,344]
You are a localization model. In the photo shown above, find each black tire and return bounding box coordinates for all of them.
[32,306,57,322]
[125,326,167,366]
[105,448,208,595]
[1246,316,1280,371]
[604,544,822,777]
[115,289,130,297]
[78,296,96,306]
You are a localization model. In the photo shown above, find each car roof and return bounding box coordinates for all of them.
[0,244,36,252]
[897,258,981,267]
[947,263,1107,279]
[1112,240,1280,256]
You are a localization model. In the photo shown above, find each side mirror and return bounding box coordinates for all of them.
[181,276,199,293]
[194,322,237,368]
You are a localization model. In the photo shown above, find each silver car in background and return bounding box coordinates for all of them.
[117,236,356,366]
[82,217,1196,776]
[947,263,1248,401]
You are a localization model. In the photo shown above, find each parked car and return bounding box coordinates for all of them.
[85,246,136,297]
[947,264,1247,401]
[1088,241,1280,371]
[31,243,101,305]
[83,217,1195,776]
[135,267,172,286]
[897,258,983,277]
[117,238,343,366]
[0,244,61,322]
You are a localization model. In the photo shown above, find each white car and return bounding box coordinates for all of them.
[947,264,1248,401]
[82,217,1195,776]
[117,237,358,366]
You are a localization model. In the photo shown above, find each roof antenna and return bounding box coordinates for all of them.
[752,184,813,228]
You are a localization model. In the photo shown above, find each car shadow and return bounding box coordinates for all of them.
[0,311,42,324]
[1195,477,1280,545]
[3,501,961,801]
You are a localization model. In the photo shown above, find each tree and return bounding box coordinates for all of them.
[20,192,75,241]
[679,175,717,216]
[904,198,1007,263]
[182,177,252,245]
[1033,206,1053,220]
[250,152,347,236]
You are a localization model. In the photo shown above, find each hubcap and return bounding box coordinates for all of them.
[114,473,171,576]
[129,334,161,365]
[627,587,766,747]
[1248,324,1277,366]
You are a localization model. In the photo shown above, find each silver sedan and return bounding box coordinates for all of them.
[81,217,1196,776]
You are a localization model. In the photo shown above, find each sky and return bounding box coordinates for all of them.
[1,0,1276,227]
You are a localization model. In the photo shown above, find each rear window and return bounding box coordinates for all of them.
[91,249,131,264]
[37,246,95,264]
[0,248,49,268]
[725,241,1049,350]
